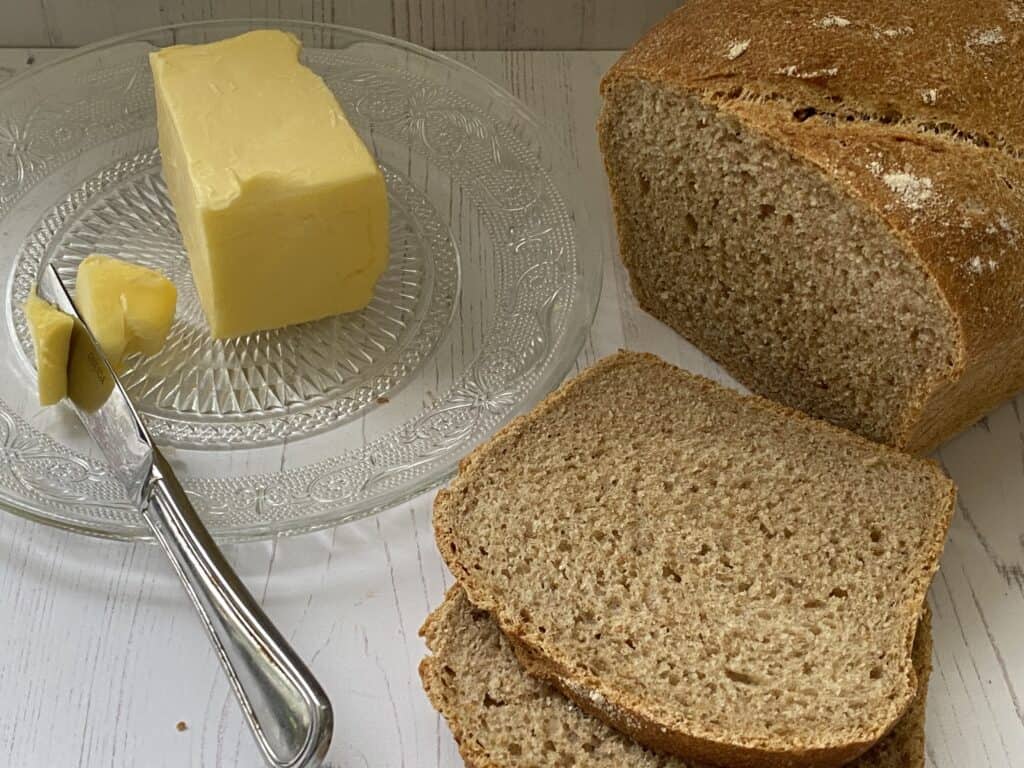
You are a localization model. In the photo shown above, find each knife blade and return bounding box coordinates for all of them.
[35,263,332,768]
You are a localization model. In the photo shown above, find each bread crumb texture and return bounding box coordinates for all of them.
[435,352,953,766]
[599,0,1024,452]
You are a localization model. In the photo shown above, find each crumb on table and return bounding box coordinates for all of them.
[176,721,188,732]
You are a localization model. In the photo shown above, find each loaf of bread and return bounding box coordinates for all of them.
[598,0,1024,453]
[435,351,953,768]
[420,587,933,768]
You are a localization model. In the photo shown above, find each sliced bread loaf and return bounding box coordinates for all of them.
[420,586,933,768]
[434,351,953,768]
[598,0,1024,453]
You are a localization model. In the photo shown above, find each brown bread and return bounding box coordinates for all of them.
[420,587,933,768]
[434,351,953,767]
[598,0,1024,452]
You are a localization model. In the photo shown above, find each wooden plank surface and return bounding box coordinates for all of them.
[0,47,1022,768]
[0,1,679,49]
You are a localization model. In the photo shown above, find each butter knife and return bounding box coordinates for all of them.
[38,264,333,768]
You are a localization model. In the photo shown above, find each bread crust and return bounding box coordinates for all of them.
[433,351,954,768]
[507,607,935,768]
[599,0,1024,453]
[419,585,500,768]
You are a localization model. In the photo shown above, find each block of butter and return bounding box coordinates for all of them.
[149,30,389,339]
[24,289,74,405]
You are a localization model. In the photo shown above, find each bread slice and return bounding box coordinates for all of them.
[420,586,933,768]
[434,351,953,768]
[598,0,1024,453]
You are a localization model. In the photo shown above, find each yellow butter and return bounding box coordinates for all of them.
[76,255,177,369]
[24,288,74,405]
[149,30,390,339]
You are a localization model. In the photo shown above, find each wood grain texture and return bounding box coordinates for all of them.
[0,0,680,49]
[0,47,1022,768]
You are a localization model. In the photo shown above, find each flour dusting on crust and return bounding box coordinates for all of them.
[559,675,639,731]
[967,26,1007,48]
[818,15,851,28]
[869,162,936,211]
[883,173,934,210]
[726,39,751,60]
[967,256,999,274]
[874,26,914,39]
[777,64,839,78]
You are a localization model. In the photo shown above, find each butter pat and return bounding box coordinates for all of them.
[149,30,389,339]
[76,255,177,369]
[24,289,74,405]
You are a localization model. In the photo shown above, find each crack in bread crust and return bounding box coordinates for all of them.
[697,85,1022,160]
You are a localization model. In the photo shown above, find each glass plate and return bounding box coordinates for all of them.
[0,20,599,540]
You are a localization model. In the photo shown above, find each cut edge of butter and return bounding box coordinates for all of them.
[75,254,178,369]
[24,287,74,406]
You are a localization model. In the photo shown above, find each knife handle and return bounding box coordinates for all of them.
[143,447,332,768]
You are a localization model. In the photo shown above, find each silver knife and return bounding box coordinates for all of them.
[38,264,333,768]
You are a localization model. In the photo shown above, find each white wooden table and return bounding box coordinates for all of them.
[1,48,1022,768]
